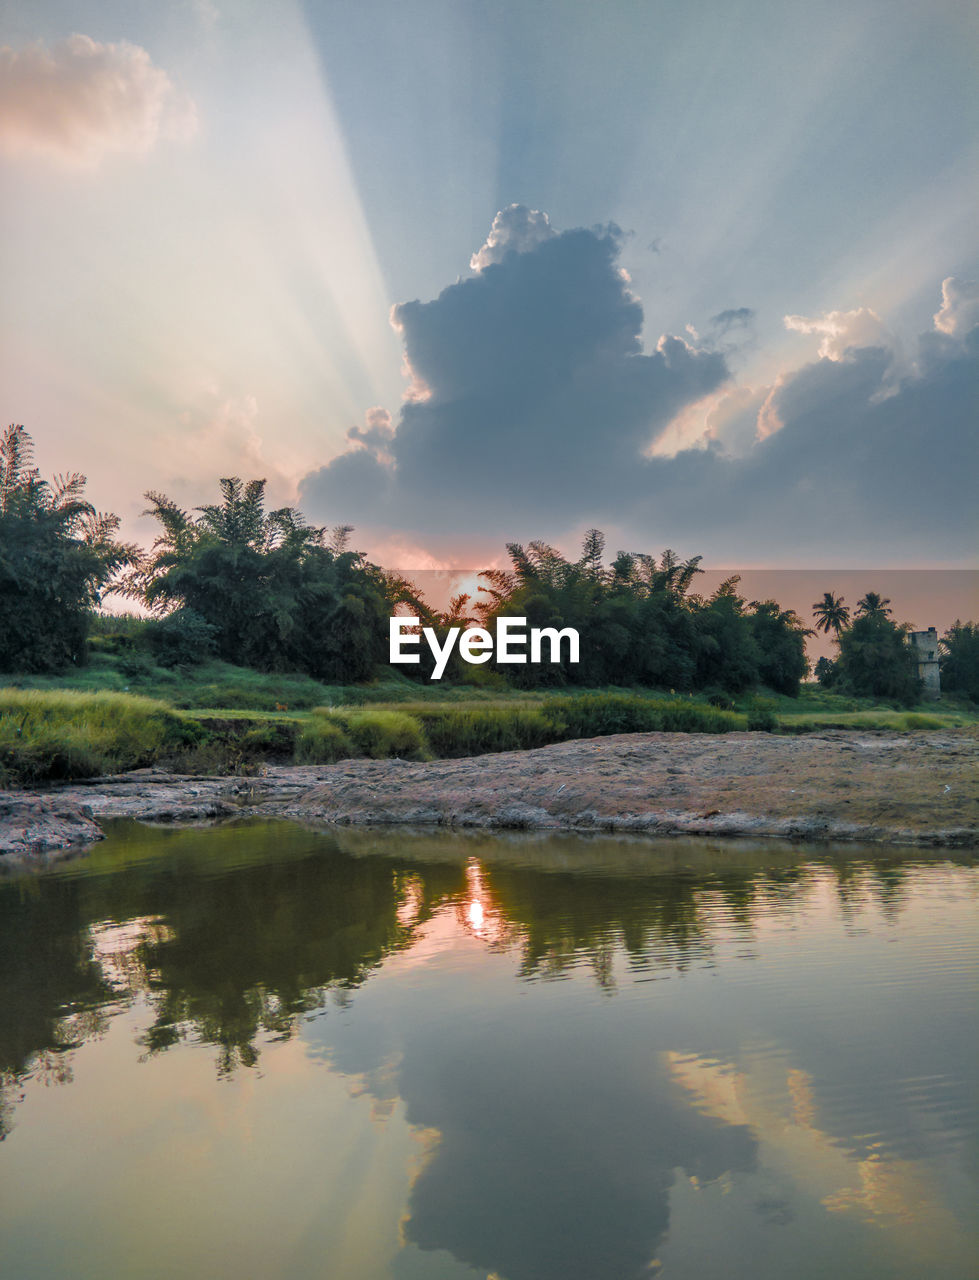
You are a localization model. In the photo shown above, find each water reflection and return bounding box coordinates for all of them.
[0,821,975,1280]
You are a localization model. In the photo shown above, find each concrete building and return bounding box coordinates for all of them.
[910,628,941,700]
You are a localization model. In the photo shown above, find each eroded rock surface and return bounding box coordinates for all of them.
[0,795,104,866]
[284,731,978,846]
[3,730,977,859]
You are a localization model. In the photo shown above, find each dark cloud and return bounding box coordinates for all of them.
[651,328,979,558]
[300,210,976,563]
[301,213,728,532]
[709,306,755,333]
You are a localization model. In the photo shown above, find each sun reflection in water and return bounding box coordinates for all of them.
[460,858,505,943]
[467,897,485,931]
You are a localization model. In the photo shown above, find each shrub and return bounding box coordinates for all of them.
[814,656,838,688]
[143,608,218,667]
[540,692,743,738]
[900,713,943,730]
[409,704,557,756]
[324,708,428,760]
[706,689,735,711]
[294,719,353,764]
[541,693,664,737]
[658,701,743,733]
[745,697,779,732]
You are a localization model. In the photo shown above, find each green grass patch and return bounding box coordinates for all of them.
[777,708,968,732]
[403,704,557,756]
[541,692,744,738]
[318,708,429,760]
[0,688,199,785]
[294,719,354,764]
[4,672,969,787]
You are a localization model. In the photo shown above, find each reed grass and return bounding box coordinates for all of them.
[0,688,198,784]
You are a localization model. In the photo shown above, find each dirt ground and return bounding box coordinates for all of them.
[3,729,977,858]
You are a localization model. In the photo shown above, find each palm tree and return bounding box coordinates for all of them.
[812,592,850,639]
[0,425,137,670]
[856,591,892,617]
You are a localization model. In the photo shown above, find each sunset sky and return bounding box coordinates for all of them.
[1,0,976,602]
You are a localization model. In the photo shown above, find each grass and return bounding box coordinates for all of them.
[0,653,548,711]
[2,662,976,788]
[0,688,199,785]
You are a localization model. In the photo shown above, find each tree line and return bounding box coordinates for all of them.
[2,425,975,702]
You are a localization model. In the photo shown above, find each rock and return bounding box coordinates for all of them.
[0,796,104,864]
[4,729,977,851]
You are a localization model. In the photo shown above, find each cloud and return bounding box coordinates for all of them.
[301,209,728,533]
[470,203,556,270]
[783,306,893,361]
[709,307,755,336]
[646,313,979,559]
[301,215,976,564]
[0,35,197,167]
[704,384,769,455]
[933,276,979,337]
[346,405,395,459]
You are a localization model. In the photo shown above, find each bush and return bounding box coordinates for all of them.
[835,614,920,704]
[294,719,353,764]
[540,692,742,738]
[408,704,557,756]
[658,701,743,733]
[0,688,198,784]
[706,690,735,711]
[940,622,979,703]
[542,693,664,737]
[323,708,428,760]
[814,656,838,688]
[900,713,944,730]
[143,608,218,667]
[745,697,779,732]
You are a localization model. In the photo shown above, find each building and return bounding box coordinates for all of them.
[909,628,941,700]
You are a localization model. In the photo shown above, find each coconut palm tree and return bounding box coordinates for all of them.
[856,591,892,617]
[812,592,850,639]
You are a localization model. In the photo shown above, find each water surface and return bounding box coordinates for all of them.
[0,821,976,1279]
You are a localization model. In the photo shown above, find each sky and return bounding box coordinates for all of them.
[1,0,977,614]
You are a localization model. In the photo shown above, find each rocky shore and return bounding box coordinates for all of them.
[2,729,976,863]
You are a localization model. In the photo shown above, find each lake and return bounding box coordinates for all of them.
[0,820,976,1280]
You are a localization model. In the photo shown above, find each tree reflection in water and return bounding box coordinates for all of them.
[1,821,974,1280]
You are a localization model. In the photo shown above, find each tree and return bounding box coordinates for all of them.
[940,621,979,703]
[812,592,850,639]
[835,610,920,703]
[0,425,136,672]
[748,600,810,696]
[133,476,402,679]
[855,591,892,618]
[814,655,838,687]
[473,534,808,695]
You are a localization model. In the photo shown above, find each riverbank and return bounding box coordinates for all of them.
[2,728,976,860]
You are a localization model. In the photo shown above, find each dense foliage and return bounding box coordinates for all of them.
[813,593,921,704]
[461,532,810,695]
[2,430,973,708]
[134,479,415,681]
[0,426,136,672]
[940,622,979,703]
